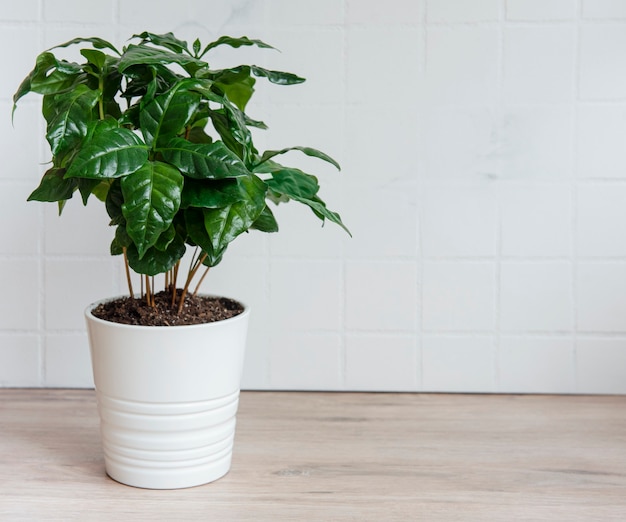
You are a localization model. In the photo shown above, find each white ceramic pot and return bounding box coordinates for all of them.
[85,296,250,490]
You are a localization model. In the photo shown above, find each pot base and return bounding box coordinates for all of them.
[97,391,240,489]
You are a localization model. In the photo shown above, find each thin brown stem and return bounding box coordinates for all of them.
[171,261,181,308]
[177,252,208,314]
[122,247,134,298]
[192,266,210,297]
[151,276,156,307]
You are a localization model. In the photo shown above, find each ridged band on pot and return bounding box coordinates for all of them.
[85,296,250,490]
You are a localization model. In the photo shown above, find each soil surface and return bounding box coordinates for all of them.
[91,291,244,326]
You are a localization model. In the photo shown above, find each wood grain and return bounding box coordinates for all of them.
[1,390,625,521]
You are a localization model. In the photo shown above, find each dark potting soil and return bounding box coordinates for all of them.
[91,291,244,326]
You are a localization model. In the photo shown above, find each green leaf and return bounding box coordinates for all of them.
[64,127,149,179]
[118,44,206,74]
[50,37,121,56]
[110,224,132,255]
[14,52,83,108]
[265,168,320,199]
[126,233,186,275]
[181,178,245,209]
[80,49,107,70]
[161,138,250,179]
[250,65,305,85]
[140,86,201,148]
[256,146,340,171]
[132,32,190,54]
[292,195,351,236]
[200,36,275,57]
[77,178,102,205]
[105,179,124,225]
[28,168,75,202]
[251,205,279,233]
[202,174,267,253]
[184,208,226,267]
[45,85,100,156]
[121,161,184,258]
[154,224,176,251]
[215,75,256,112]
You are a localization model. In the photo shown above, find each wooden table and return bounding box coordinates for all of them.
[1,390,625,521]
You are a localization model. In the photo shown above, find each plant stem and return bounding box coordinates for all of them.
[98,75,105,120]
[193,266,210,297]
[171,261,181,308]
[122,247,134,298]
[177,252,208,314]
[145,275,152,307]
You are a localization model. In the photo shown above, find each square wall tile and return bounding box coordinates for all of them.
[499,106,573,179]
[43,0,113,23]
[2,102,44,182]
[427,0,500,22]
[269,201,345,259]
[0,183,40,255]
[500,262,573,332]
[422,261,496,332]
[346,261,418,331]
[345,103,419,183]
[498,337,575,393]
[269,332,342,390]
[425,27,499,106]
[348,0,421,25]
[3,0,39,21]
[45,259,116,330]
[420,183,497,257]
[347,27,421,104]
[577,339,626,394]
[343,185,417,260]
[577,105,626,179]
[270,260,342,331]
[500,183,572,257]
[503,26,576,104]
[421,106,501,180]
[263,29,344,105]
[268,0,344,26]
[577,262,626,332]
[45,334,93,388]
[579,25,626,100]
[422,336,496,392]
[45,198,113,256]
[346,334,418,391]
[583,0,626,18]
[0,335,40,386]
[0,259,39,330]
[0,27,40,99]
[577,184,626,257]
[506,0,578,20]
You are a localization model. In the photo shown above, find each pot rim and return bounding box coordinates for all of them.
[85,294,250,330]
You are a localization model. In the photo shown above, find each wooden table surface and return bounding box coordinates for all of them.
[0,390,625,521]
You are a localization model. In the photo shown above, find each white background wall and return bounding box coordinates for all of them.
[2,0,626,393]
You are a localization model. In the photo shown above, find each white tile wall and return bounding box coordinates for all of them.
[2,0,626,394]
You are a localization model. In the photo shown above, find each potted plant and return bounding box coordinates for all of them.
[13,31,348,489]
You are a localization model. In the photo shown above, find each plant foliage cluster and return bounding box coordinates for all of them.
[14,32,348,310]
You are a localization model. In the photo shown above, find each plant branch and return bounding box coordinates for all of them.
[192,266,210,297]
[122,247,134,298]
[177,252,208,314]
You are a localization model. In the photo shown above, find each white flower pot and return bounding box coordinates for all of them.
[85,296,250,490]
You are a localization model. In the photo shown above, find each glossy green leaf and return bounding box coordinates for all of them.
[292,194,351,236]
[64,127,149,179]
[161,138,250,179]
[28,168,75,203]
[105,179,124,225]
[250,205,279,233]
[118,45,206,74]
[256,146,340,171]
[265,168,320,199]
[110,224,132,255]
[250,65,304,85]
[77,178,102,205]
[50,37,121,56]
[132,32,190,54]
[181,178,245,208]
[45,85,100,156]
[200,36,275,57]
[121,161,184,258]
[215,75,256,112]
[202,174,267,253]
[126,232,186,275]
[80,49,107,70]
[140,86,201,148]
